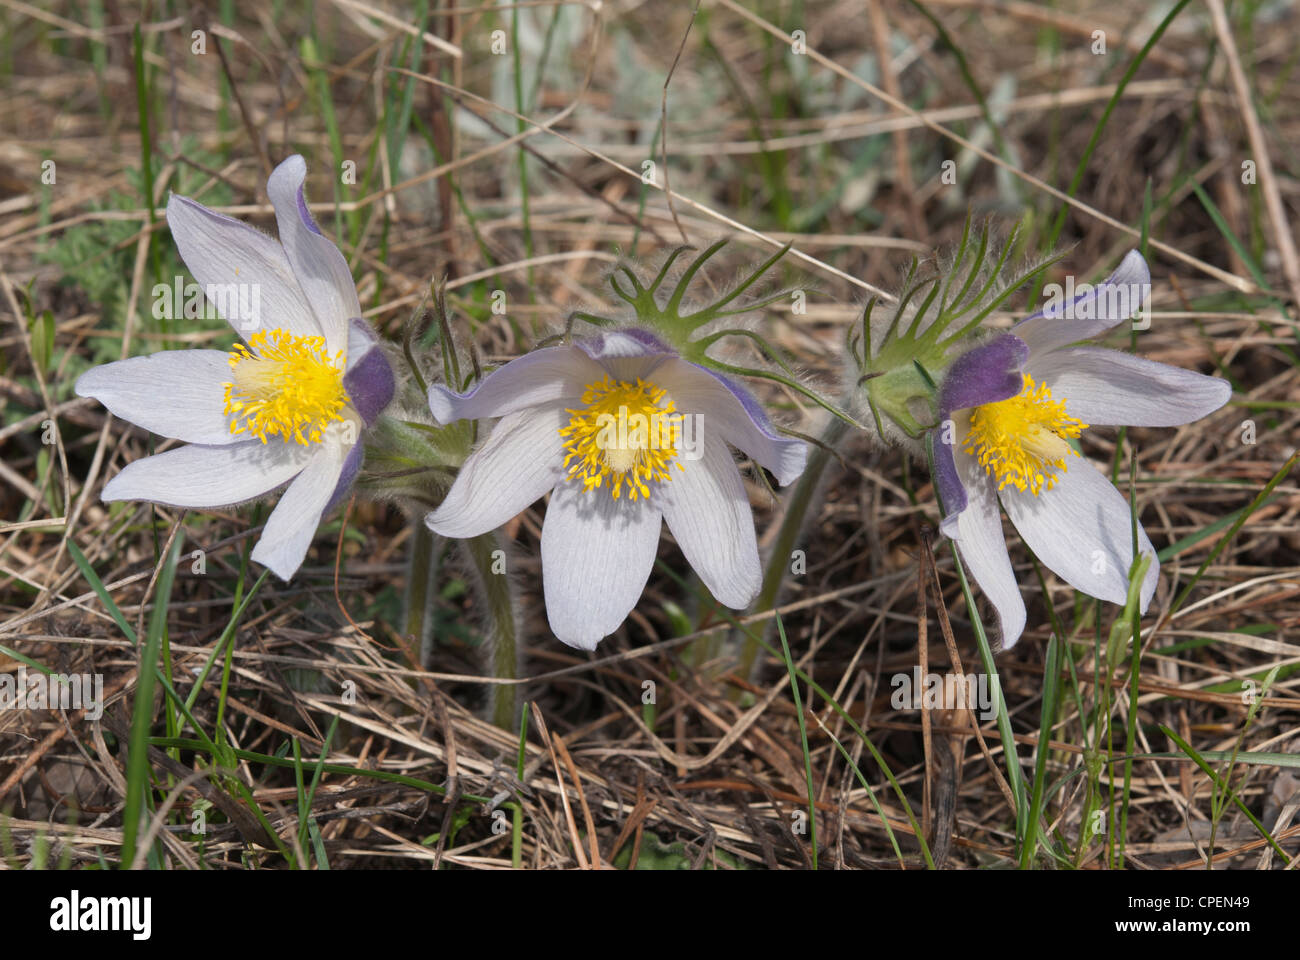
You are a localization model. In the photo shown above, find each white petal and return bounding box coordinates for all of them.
[425,406,566,538]
[1015,250,1151,354]
[653,358,807,486]
[1000,456,1158,611]
[165,193,319,341]
[1029,347,1232,426]
[943,444,1027,649]
[657,434,760,609]
[541,480,662,649]
[427,346,602,424]
[266,155,360,355]
[101,440,312,507]
[251,433,346,580]
[75,350,237,444]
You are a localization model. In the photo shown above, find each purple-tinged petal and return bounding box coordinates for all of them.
[540,480,662,650]
[656,433,760,608]
[654,358,807,486]
[342,319,395,426]
[1028,347,1232,427]
[945,445,1027,649]
[999,457,1159,612]
[75,350,240,445]
[427,345,603,425]
[251,432,347,581]
[165,193,319,341]
[938,333,1028,415]
[425,406,567,538]
[266,155,360,356]
[1014,250,1151,354]
[101,440,312,508]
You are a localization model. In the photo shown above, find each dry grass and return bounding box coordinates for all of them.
[1,0,1298,870]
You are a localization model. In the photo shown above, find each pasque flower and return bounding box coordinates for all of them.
[424,328,808,649]
[931,251,1231,648]
[76,155,394,580]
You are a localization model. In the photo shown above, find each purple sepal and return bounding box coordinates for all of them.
[323,441,364,515]
[930,333,1028,528]
[931,433,968,523]
[937,333,1028,415]
[343,318,395,426]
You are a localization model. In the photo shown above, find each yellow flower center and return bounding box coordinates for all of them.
[558,376,684,500]
[223,328,349,445]
[963,373,1088,495]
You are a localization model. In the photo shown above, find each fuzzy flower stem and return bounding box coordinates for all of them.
[463,532,521,732]
[738,414,852,681]
[405,522,440,665]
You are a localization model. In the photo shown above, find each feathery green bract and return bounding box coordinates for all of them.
[849,216,1062,439]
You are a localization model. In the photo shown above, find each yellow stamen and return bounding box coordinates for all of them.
[558,376,684,500]
[964,373,1088,495]
[223,328,348,445]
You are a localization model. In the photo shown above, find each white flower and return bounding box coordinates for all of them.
[75,156,394,580]
[424,328,808,649]
[934,251,1231,648]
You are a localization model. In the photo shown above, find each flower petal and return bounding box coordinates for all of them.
[1029,347,1232,427]
[1014,250,1151,354]
[657,433,761,609]
[75,350,238,445]
[165,193,319,342]
[938,334,1029,414]
[541,480,662,649]
[1000,457,1158,611]
[323,437,365,516]
[942,445,1027,649]
[251,432,347,580]
[265,155,359,355]
[654,358,807,486]
[343,319,395,426]
[427,345,602,424]
[101,440,312,508]
[576,328,676,381]
[425,406,566,538]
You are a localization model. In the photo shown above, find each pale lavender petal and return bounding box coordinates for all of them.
[427,345,602,424]
[943,445,1027,649]
[1000,457,1158,611]
[165,193,319,341]
[541,480,662,650]
[1014,250,1151,354]
[265,155,359,355]
[101,440,311,508]
[75,350,238,445]
[653,358,807,486]
[425,406,566,538]
[251,434,347,580]
[1029,347,1232,427]
[656,433,760,608]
